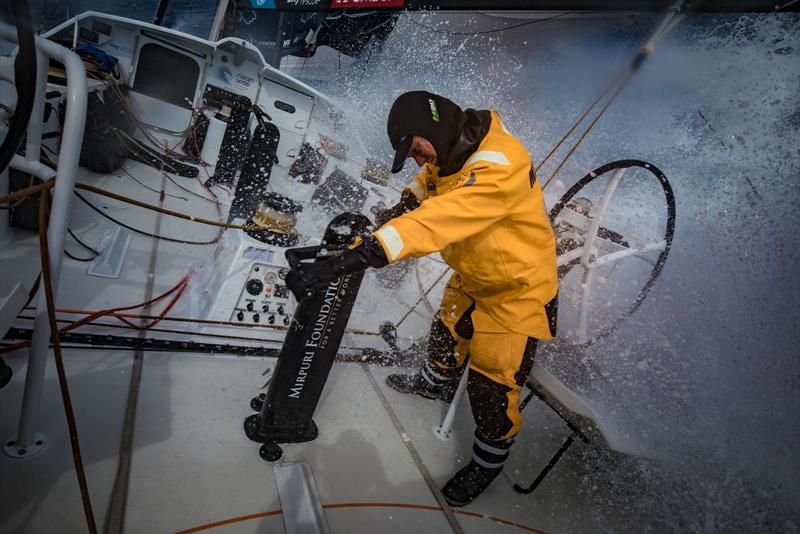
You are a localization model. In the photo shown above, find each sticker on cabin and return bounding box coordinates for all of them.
[332,0,405,7]
[235,73,255,92]
[251,0,328,7]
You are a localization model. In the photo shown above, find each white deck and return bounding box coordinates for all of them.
[0,348,610,534]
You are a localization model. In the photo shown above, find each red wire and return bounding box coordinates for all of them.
[1,275,189,355]
[115,280,188,330]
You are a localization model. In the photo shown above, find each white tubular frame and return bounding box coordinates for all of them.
[433,367,470,440]
[1,23,87,456]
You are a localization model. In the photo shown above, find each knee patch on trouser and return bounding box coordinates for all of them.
[468,333,538,442]
[424,315,472,384]
[426,274,474,381]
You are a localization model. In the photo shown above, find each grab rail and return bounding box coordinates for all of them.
[0,23,87,456]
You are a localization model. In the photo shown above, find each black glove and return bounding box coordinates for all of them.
[286,236,388,301]
[373,189,420,227]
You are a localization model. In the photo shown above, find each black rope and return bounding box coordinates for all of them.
[64,249,97,262]
[67,228,100,255]
[74,191,220,246]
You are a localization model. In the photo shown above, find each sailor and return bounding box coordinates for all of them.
[286,90,558,506]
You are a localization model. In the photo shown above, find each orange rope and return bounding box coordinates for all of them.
[174,510,283,534]
[175,502,547,534]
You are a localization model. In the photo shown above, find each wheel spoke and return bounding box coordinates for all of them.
[580,167,626,267]
[557,246,584,268]
[594,239,667,268]
[576,264,597,345]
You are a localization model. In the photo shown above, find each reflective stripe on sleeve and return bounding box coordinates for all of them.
[464,150,510,167]
[375,225,405,262]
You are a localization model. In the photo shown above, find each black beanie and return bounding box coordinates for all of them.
[386,91,466,173]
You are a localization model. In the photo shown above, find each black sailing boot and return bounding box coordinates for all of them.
[386,362,459,402]
[442,460,503,507]
[442,434,512,506]
[386,371,444,400]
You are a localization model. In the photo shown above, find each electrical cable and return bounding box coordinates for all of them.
[118,167,188,202]
[73,191,222,246]
[164,172,216,203]
[103,76,194,155]
[112,128,198,177]
[114,281,187,330]
[64,249,97,262]
[67,228,100,255]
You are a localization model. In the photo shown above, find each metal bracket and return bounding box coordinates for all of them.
[513,433,575,494]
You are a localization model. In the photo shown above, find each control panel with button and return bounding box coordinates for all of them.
[232,263,294,325]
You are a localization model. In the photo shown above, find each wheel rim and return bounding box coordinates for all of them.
[550,160,676,346]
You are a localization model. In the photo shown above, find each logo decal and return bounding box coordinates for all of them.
[429,98,439,122]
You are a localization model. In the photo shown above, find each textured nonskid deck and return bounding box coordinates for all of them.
[1,346,604,534]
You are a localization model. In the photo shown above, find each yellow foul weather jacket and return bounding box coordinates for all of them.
[373,112,558,340]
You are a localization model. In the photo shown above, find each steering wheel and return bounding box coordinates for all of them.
[550,159,676,346]
[0,0,37,174]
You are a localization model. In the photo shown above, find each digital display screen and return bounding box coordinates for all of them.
[243,247,274,263]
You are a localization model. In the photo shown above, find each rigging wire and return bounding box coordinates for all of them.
[540,64,638,190]
[403,11,573,36]
[539,3,684,190]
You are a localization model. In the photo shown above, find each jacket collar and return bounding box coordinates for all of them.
[438,109,493,177]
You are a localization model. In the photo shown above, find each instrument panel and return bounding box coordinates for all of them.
[231,263,293,326]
